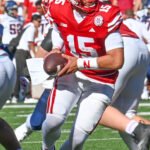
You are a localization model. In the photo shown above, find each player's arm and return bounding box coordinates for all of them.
[97,31,124,70]
[28,42,36,57]
[36,24,64,58]
[44,24,64,55]
[58,31,124,76]
[35,28,53,58]
[35,46,49,58]
[97,48,123,70]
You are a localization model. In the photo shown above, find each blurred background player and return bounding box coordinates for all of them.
[0,0,23,59]
[12,13,42,103]
[34,0,49,56]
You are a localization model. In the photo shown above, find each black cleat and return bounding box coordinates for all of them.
[133,123,150,150]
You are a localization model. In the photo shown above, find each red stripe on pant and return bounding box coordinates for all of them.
[46,79,58,113]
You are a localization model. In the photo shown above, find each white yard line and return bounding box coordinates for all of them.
[139,103,150,107]
[3,105,35,108]
[22,137,121,144]
[138,112,150,115]
[3,101,150,109]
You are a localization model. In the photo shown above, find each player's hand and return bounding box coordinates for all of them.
[50,48,61,54]
[44,48,61,59]
[58,54,78,77]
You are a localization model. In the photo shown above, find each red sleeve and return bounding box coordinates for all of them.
[106,6,123,33]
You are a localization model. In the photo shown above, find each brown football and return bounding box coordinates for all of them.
[43,52,67,76]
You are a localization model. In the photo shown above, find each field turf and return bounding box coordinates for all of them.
[0,100,150,150]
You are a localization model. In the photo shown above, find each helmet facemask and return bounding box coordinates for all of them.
[5,1,18,18]
[70,0,98,14]
[7,8,18,17]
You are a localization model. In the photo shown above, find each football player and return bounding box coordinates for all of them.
[0,0,23,59]
[41,0,150,149]
[40,0,137,149]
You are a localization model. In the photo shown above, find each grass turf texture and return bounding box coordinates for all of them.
[0,100,150,150]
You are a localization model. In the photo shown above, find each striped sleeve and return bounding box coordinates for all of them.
[107,9,123,33]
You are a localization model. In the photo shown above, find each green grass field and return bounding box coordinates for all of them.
[0,100,150,150]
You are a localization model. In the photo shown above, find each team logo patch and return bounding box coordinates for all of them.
[94,15,103,26]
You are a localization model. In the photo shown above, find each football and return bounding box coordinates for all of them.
[43,52,67,76]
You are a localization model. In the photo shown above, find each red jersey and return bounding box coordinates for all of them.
[45,0,122,83]
[24,0,37,23]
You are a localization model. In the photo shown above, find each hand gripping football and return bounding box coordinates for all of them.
[43,52,67,76]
